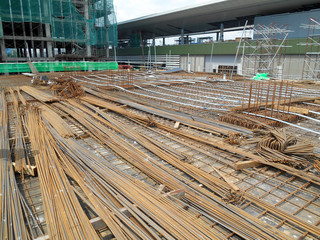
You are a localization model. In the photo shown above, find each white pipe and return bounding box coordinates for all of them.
[231,20,248,79]
[266,108,320,124]
[244,112,320,135]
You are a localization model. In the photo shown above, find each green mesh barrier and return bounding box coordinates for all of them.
[0,61,118,73]
[0,0,117,47]
[253,73,270,80]
[129,34,141,48]
[0,17,2,37]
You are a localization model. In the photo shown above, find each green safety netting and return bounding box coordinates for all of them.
[0,61,118,73]
[130,34,141,48]
[0,0,117,47]
[253,73,270,80]
[0,17,2,37]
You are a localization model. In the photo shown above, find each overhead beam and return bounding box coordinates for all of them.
[118,0,320,39]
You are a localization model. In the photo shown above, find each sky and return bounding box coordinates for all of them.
[113,0,251,44]
[114,0,218,22]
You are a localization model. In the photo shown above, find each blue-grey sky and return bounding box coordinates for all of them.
[113,0,251,44]
[114,0,219,22]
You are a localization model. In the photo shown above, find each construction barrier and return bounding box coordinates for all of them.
[0,61,118,73]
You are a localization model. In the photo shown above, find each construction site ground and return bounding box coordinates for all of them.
[1,70,320,240]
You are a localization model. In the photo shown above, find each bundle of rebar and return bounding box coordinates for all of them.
[258,128,297,152]
[0,90,30,239]
[39,104,74,138]
[20,86,58,102]
[251,128,314,168]
[81,93,320,183]
[3,82,320,240]
[257,145,310,168]
[8,88,32,175]
[51,77,85,98]
[224,132,244,145]
[48,98,314,239]
[24,107,100,240]
[315,160,320,173]
[45,108,290,240]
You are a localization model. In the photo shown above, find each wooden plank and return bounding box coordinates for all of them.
[234,160,263,170]
[20,86,58,102]
[12,162,37,176]
[279,106,309,115]
[156,184,166,194]
[9,135,29,145]
[174,121,180,129]
[162,189,185,200]
[27,61,39,74]
[212,166,240,191]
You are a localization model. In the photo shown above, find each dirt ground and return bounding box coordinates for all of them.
[0,74,32,87]
[0,72,79,87]
[1,71,320,89]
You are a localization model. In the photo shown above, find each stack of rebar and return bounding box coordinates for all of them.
[0,90,30,240]
[24,107,100,240]
[2,83,320,240]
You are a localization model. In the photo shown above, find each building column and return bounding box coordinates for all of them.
[0,19,7,73]
[0,38,7,62]
[0,19,6,61]
[180,28,184,45]
[40,44,44,58]
[23,47,27,58]
[106,46,110,58]
[162,37,165,46]
[84,0,92,58]
[220,23,224,42]
[42,0,52,59]
[27,41,32,58]
[0,16,7,62]
[1,19,9,66]
[152,33,156,46]
[66,43,72,54]
[45,24,53,58]
[104,0,110,58]
[32,43,37,58]
[105,29,110,59]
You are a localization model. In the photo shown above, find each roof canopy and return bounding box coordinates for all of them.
[118,0,320,39]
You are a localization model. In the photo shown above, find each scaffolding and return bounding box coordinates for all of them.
[0,0,117,61]
[241,23,291,79]
[301,17,320,81]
